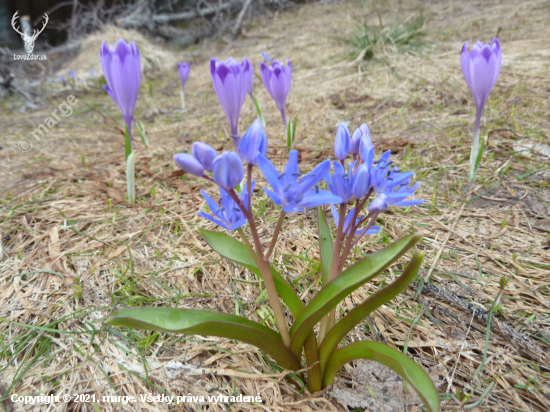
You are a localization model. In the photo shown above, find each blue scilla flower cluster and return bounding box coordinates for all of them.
[173,118,423,236]
[324,122,424,245]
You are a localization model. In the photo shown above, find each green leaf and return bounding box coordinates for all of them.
[286,120,293,150]
[126,152,135,205]
[317,206,333,286]
[107,308,301,371]
[198,230,303,317]
[319,252,424,371]
[474,137,485,176]
[292,115,298,142]
[135,120,150,146]
[199,229,323,385]
[253,96,265,127]
[323,341,439,412]
[289,234,421,357]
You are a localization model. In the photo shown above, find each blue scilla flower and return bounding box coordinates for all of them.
[257,150,341,213]
[331,205,381,237]
[239,120,268,165]
[213,151,244,190]
[366,151,424,213]
[325,161,356,204]
[370,150,414,193]
[334,123,350,160]
[68,70,76,79]
[198,181,254,230]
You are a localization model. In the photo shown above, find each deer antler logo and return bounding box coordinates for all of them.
[11,11,49,54]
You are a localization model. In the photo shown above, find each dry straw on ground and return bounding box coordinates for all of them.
[1,0,549,411]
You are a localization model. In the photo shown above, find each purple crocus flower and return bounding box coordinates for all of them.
[257,150,341,213]
[100,39,141,145]
[213,151,244,190]
[460,38,501,181]
[178,62,190,88]
[238,120,268,165]
[198,181,254,231]
[210,57,253,148]
[260,59,292,125]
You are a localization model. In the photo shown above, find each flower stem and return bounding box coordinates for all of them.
[231,134,240,152]
[247,164,253,211]
[265,211,286,260]
[469,107,483,182]
[228,189,291,346]
[319,203,347,342]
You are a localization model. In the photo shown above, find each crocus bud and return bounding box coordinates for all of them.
[461,39,501,111]
[100,39,141,130]
[210,57,252,138]
[213,152,244,190]
[174,153,204,177]
[238,120,268,165]
[192,142,217,172]
[260,59,292,125]
[368,193,388,214]
[353,163,371,199]
[334,123,350,160]
[178,62,190,89]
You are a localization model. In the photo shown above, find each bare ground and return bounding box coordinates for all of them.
[0,0,549,411]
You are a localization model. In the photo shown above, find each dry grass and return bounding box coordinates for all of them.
[1,0,550,410]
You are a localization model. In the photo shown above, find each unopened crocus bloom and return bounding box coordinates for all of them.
[198,182,254,230]
[213,151,244,190]
[334,123,350,160]
[192,142,217,172]
[238,120,268,165]
[178,62,190,87]
[461,38,501,181]
[100,39,141,145]
[178,62,190,109]
[210,57,253,148]
[260,59,292,125]
[174,153,204,177]
[257,150,341,213]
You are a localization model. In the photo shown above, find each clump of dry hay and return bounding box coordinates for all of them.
[57,25,180,78]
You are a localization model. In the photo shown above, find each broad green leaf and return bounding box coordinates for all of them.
[317,206,333,285]
[323,341,439,412]
[289,234,421,357]
[199,230,303,317]
[199,229,321,382]
[107,308,301,371]
[319,252,424,370]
